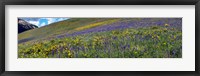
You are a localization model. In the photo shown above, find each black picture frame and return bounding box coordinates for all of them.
[0,0,199,76]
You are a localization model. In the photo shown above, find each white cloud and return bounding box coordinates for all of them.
[46,18,55,24]
[46,18,68,24]
[40,22,46,27]
[57,18,69,21]
[27,21,39,26]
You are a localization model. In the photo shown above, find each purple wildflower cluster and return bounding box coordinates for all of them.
[57,18,182,38]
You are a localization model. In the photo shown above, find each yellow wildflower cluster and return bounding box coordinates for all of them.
[122,29,130,36]
[75,19,118,31]
[164,23,169,27]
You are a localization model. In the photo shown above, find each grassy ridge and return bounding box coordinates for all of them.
[18,18,119,43]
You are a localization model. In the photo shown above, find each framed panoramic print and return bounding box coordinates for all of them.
[0,0,200,76]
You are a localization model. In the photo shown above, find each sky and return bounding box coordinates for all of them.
[20,18,69,27]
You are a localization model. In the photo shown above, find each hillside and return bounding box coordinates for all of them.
[18,18,182,58]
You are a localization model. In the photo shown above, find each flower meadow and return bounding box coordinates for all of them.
[18,18,182,58]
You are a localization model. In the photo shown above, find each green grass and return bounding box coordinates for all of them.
[18,18,120,43]
[18,26,182,58]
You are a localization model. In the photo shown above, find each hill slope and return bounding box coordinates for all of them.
[18,18,182,58]
[18,18,120,43]
[18,18,182,44]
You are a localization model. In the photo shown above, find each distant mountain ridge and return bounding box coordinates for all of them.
[18,18,38,33]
